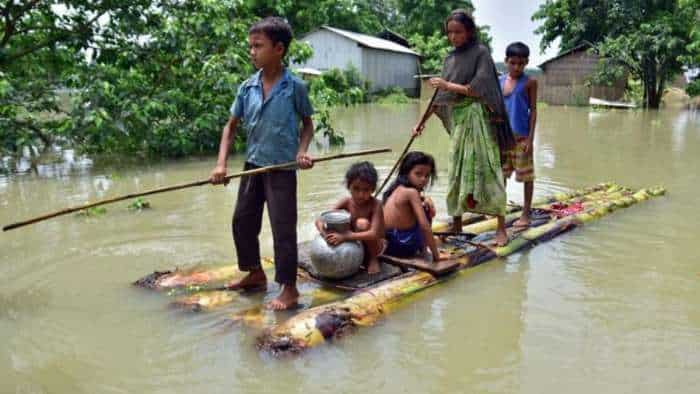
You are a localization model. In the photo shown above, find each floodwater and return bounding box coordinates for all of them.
[1,103,699,393]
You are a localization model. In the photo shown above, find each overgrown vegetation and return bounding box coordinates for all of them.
[75,206,107,217]
[306,66,371,145]
[127,197,151,211]
[687,79,700,97]
[374,87,412,105]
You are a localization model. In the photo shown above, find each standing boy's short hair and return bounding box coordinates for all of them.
[345,161,378,188]
[249,17,293,55]
[506,42,530,59]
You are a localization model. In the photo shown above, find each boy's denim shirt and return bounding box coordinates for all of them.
[230,69,314,167]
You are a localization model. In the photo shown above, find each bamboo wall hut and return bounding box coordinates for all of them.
[539,43,626,106]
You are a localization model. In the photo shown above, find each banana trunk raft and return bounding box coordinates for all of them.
[255,185,665,355]
[133,183,614,313]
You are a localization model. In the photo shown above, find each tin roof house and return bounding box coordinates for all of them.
[293,26,421,96]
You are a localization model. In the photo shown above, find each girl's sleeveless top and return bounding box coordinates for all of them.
[500,75,530,137]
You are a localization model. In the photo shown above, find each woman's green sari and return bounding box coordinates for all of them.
[446,99,506,217]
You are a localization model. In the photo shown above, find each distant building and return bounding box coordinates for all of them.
[538,43,626,105]
[294,26,421,96]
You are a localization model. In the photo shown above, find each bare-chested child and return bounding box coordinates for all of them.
[315,161,385,274]
[382,151,445,262]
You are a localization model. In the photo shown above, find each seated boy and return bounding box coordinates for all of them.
[315,162,384,274]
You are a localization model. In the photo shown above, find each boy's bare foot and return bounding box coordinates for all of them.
[367,258,381,274]
[495,229,509,247]
[267,285,299,310]
[225,269,267,291]
[513,215,531,228]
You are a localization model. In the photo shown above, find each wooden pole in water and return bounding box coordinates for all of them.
[3,147,392,232]
[375,88,439,197]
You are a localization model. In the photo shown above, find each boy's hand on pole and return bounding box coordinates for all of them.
[209,165,229,185]
[296,152,314,169]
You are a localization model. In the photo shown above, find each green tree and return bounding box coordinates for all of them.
[66,1,256,157]
[388,0,475,38]
[533,0,700,108]
[394,0,492,75]
[245,0,391,36]
[0,1,156,156]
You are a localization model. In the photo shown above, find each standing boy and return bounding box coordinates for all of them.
[500,42,538,228]
[209,17,314,310]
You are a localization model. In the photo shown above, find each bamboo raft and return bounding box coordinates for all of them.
[133,183,665,355]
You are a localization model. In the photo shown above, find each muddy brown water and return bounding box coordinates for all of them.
[1,104,699,393]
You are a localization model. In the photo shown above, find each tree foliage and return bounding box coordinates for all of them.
[1,0,494,159]
[0,1,157,156]
[533,0,700,108]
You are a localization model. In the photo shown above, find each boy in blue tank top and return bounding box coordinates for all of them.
[500,42,538,228]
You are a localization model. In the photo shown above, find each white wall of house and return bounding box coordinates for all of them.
[295,29,363,73]
[361,48,419,95]
[295,29,421,96]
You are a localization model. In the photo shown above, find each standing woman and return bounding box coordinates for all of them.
[413,9,515,246]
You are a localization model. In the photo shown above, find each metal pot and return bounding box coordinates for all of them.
[320,209,352,233]
[308,235,364,280]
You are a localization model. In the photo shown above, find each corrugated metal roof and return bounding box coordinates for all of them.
[318,26,420,56]
[538,43,593,69]
[293,67,322,76]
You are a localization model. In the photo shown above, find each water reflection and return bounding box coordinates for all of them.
[1,105,699,393]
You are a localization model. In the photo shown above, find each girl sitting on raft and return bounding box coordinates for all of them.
[315,161,385,274]
[382,151,445,262]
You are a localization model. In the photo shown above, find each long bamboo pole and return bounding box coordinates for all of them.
[3,147,392,232]
[374,88,439,197]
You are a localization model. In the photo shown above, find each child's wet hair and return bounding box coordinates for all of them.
[249,17,293,55]
[345,161,378,189]
[506,42,530,59]
[445,9,477,34]
[382,151,437,202]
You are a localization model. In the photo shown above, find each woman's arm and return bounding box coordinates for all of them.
[429,78,479,98]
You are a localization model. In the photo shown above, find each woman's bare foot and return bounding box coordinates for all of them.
[267,285,299,310]
[495,229,509,247]
[367,258,381,274]
[513,215,530,228]
[226,269,267,291]
[466,194,477,209]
